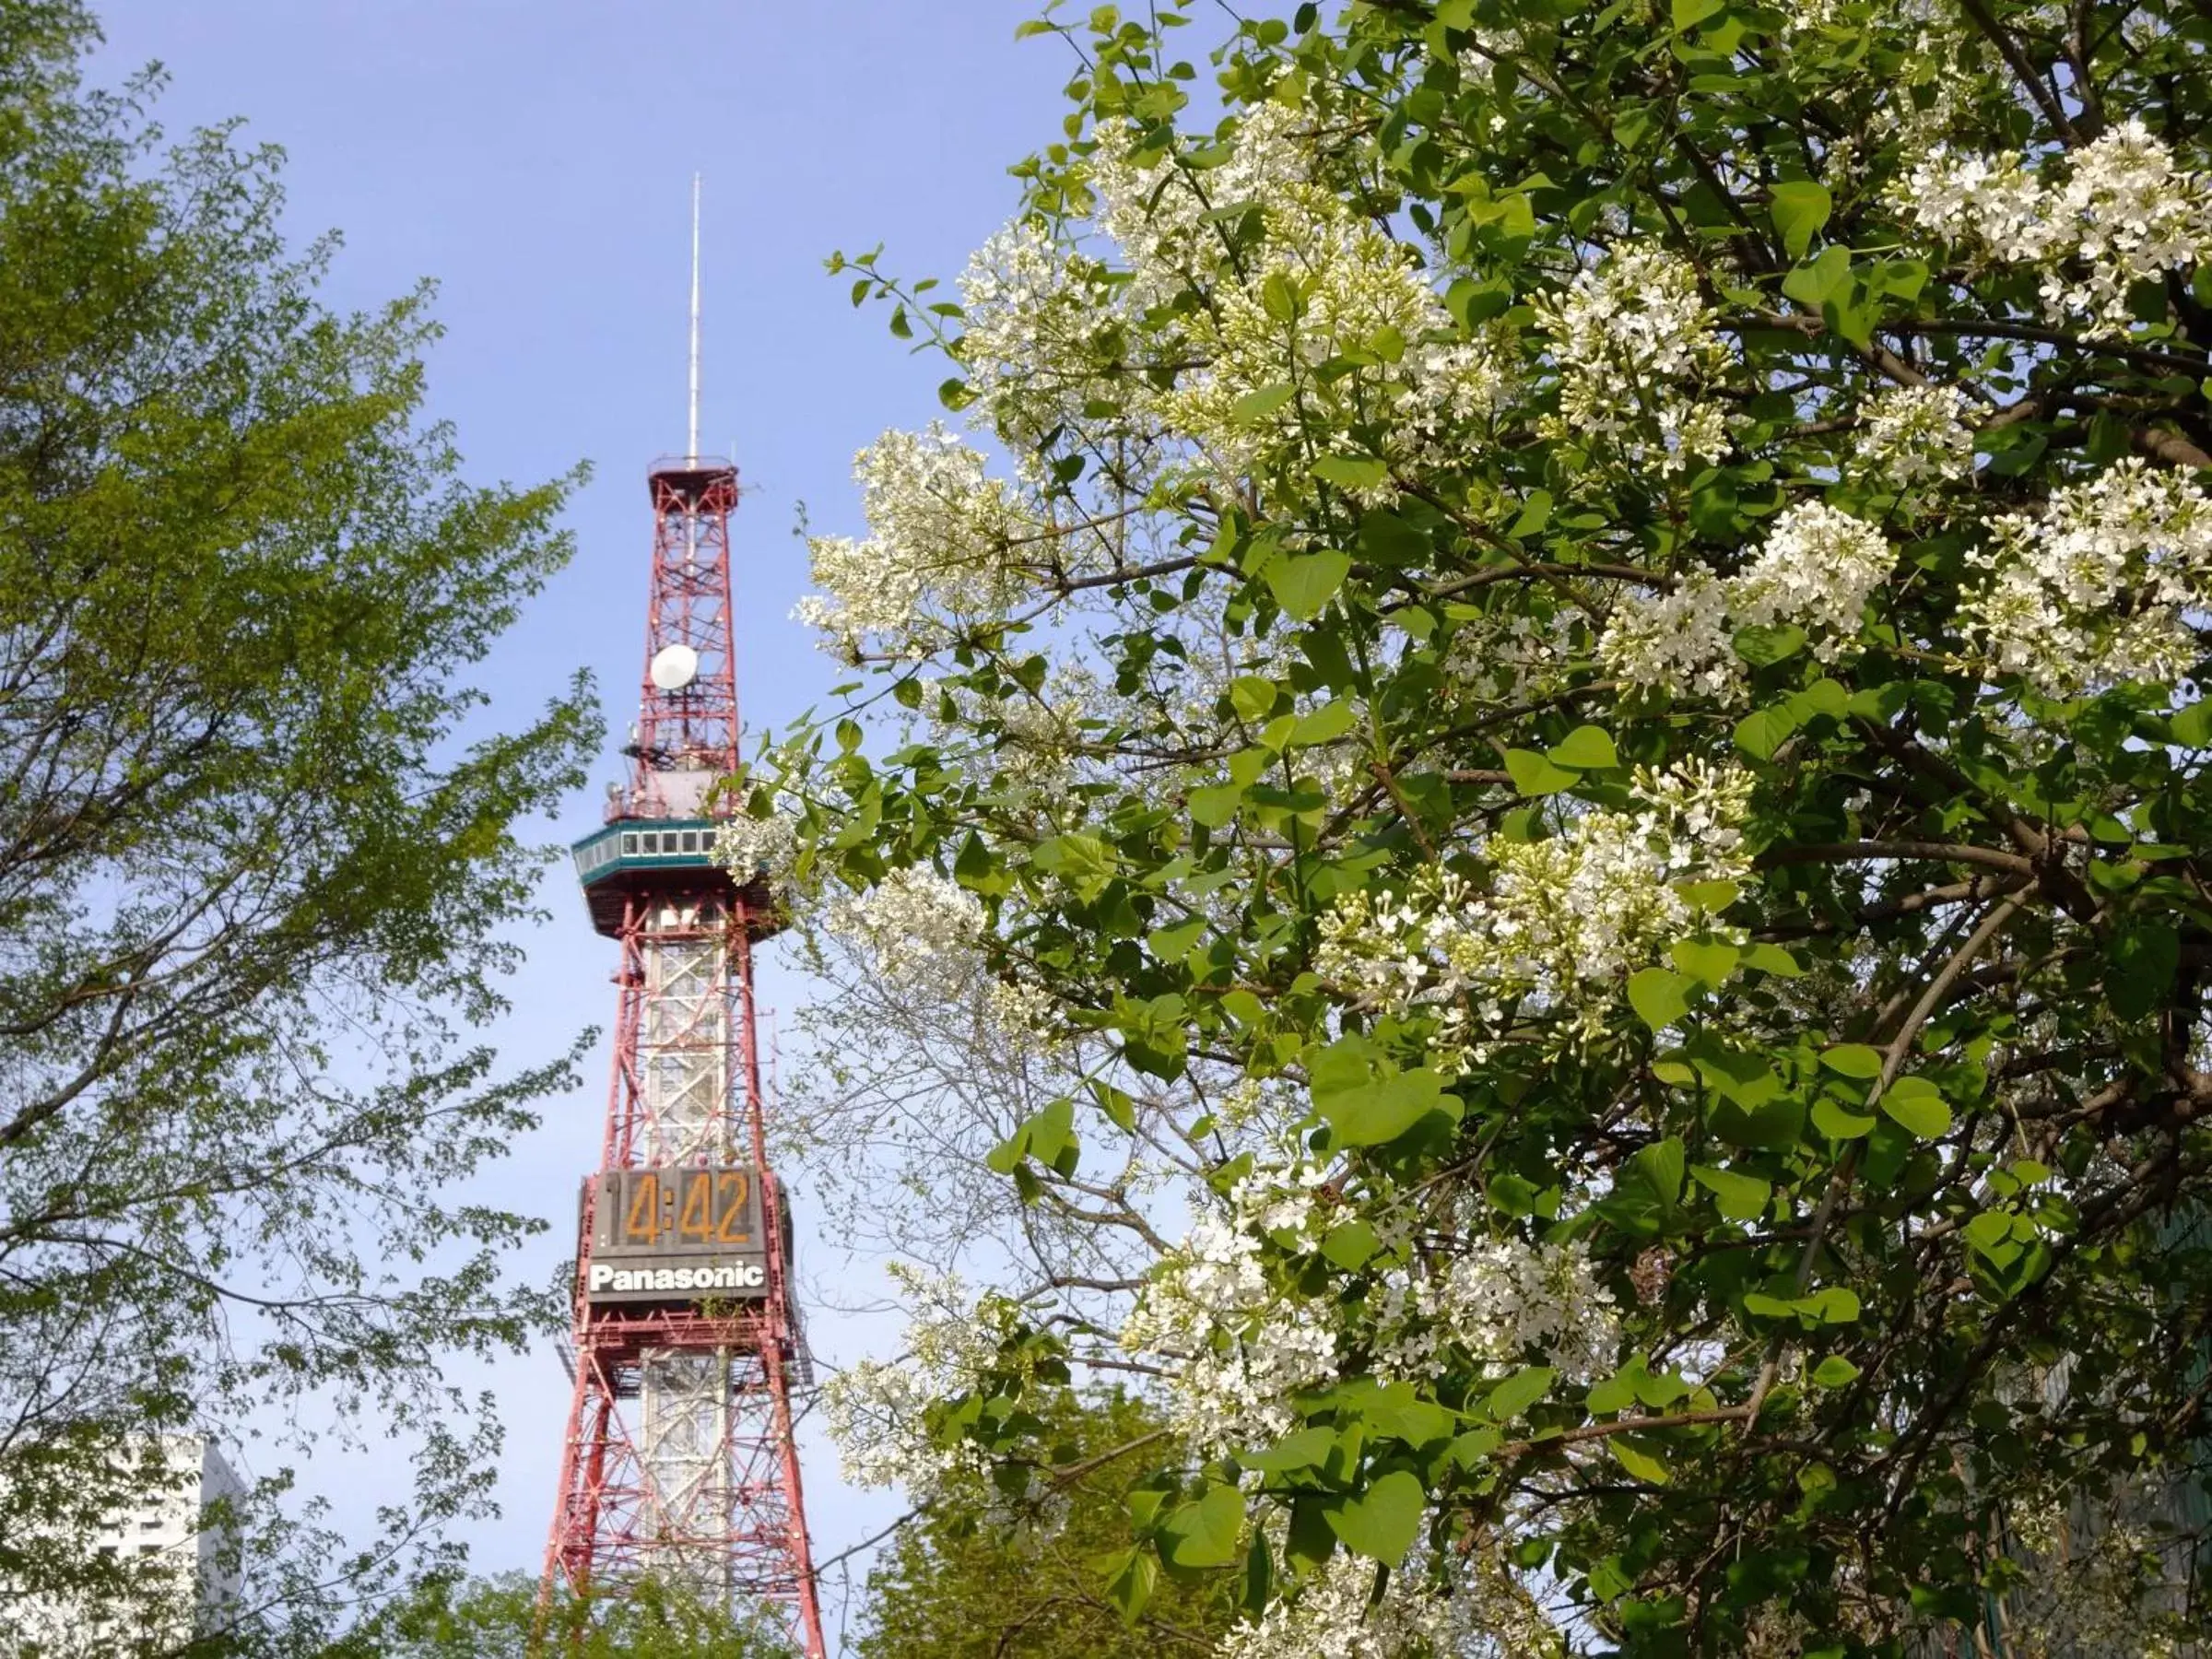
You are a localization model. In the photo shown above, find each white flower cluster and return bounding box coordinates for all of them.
[1851,382,1976,489]
[1893,119,2212,333]
[1372,1237,1618,1384]
[1317,761,1756,1055]
[819,1265,1004,1500]
[1730,500,1900,641]
[935,658,1106,799]
[1531,243,1731,475]
[1218,1547,1455,1659]
[1959,457,2212,696]
[715,807,800,886]
[958,219,1120,444]
[796,424,1034,657]
[1121,1164,1347,1454]
[1593,570,1739,700]
[824,865,984,996]
[1088,108,1508,496]
[1159,217,1510,500]
[1600,500,1896,695]
[1088,102,1317,310]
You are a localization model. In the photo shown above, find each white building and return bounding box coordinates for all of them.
[9,1433,244,1657]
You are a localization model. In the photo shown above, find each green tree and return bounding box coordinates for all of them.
[0,0,594,1644]
[334,1572,790,1659]
[739,0,2212,1651]
[855,1391,1237,1659]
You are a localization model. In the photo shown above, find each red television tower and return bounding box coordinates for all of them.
[542,178,826,1657]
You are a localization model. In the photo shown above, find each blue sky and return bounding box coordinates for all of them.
[86,3,1077,1647]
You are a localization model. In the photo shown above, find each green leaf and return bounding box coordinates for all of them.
[1689,1163,1771,1221]
[1504,748,1582,795]
[1230,382,1298,424]
[1323,1469,1425,1565]
[1782,244,1852,308]
[1734,623,1806,666]
[1811,1355,1862,1387]
[1101,1547,1157,1625]
[1484,1366,1555,1422]
[1806,1287,1862,1324]
[1794,677,1849,720]
[1734,703,1801,759]
[984,1126,1030,1175]
[1188,783,1243,829]
[1609,1438,1672,1485]
[1241,1530,1272,1619]
[1265,551,1352,620]
[2110,920,2180,1020]
[1741,943,1805,978]
[1680,878,1741,912]
[1242,1427,1336,1473]
[2171,699,2212,747]
[1147,917,1206,960]
[1812,1096,1877,1138]
[1878,1077,1952,1139]
[1368,1389,1455,1447]
[1586,1365,1639,1415]
[1290,701,1359,747]
[1023,1096,1079,1176]
[1670,0,1724,28]
[1628,968,1694,1031]
[1032,832,1115,899]
[1359,509,1430,566]
[1769,180,1833,260]
[1311,453,1389,492]
[1316,1064,1455,1147]
[1548,724,1618,771]
[1159,1484,1244,1569]
[1965,1209,2020,1265]
[1819,1044,1885,1079]
[1091,1080,1137,1133]
[1230,676,1278,723]
[1321,1219,1381,1270]
[1509,488,1552,540]
[1622,1135,1686,1209]
[1671,939,1739,987]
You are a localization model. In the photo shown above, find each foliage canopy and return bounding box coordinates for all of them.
[745,0,2212,1651]
[0,0,594,1641]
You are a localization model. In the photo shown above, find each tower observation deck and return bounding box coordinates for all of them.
[538,434,825,1652]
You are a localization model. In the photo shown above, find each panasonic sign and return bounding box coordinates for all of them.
[587,1259,766,1302]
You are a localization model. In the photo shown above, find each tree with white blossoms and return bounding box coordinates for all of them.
[735,0,2212,1650]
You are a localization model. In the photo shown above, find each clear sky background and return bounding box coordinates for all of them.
[84,4,1077,1649]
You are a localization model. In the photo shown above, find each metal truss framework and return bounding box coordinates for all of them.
[544,462,826,1659]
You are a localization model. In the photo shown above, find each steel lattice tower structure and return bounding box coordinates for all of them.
[541,181,826,1658]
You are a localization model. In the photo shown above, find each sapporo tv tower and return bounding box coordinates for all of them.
[542,178,826,1657]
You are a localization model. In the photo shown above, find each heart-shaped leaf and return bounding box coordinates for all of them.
[1629,967,1694,1031]
[1159,1484,1245,1569]
[1547,724,1618,771]
[1322,1469,1425,1565]
[1878,1076,1952,1139]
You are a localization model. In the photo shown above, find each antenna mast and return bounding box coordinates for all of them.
[688,173,702,465]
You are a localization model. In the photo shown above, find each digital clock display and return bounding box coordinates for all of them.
[584,1166,771,1304]
[597,1167,759,1253]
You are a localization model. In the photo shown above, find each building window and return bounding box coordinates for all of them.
[680,831,699,853]
[622,833,638,854]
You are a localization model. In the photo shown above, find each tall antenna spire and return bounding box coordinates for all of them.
[687,172,702,464]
